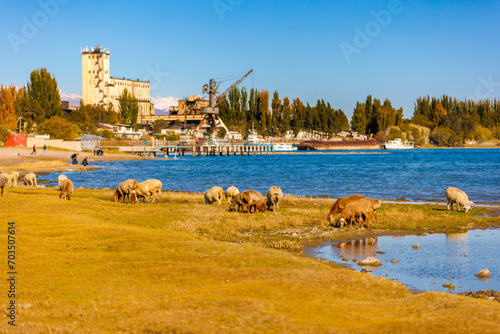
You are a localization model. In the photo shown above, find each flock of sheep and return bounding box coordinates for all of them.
[0,170,473,229]
[204,185,284,213]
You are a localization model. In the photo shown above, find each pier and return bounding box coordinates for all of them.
[102,144,275,157]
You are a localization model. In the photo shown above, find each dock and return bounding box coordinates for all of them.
[104,144,275,157]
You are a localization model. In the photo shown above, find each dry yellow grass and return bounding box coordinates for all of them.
[2,160,68,170]
[0,188,498,333]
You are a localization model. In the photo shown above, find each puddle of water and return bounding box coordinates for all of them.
[305,228,500,293]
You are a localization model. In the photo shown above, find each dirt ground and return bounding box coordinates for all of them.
[0,147,148,173]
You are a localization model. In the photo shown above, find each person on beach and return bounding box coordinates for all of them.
[71,153,78,165]
[31,144,36,155]
[81,157,88,166]
[43,144,47,156]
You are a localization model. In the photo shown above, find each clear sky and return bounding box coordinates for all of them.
[1,0,499,118]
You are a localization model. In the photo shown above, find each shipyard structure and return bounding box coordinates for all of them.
[81,46,155,119]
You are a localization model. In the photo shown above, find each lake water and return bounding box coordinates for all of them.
[304,228,500,293]
[39,148,500,203]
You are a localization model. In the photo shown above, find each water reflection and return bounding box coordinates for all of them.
[306,229,500,293]
[336,237,379,268]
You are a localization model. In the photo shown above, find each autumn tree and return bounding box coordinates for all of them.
[0,85,18,131]
[26,68,62,119]
[38,116,81,140]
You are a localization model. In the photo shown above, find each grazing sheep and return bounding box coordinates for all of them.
[204,186,224,205]
[339,198,381,229]
[24,172,37,189]
[225,186,239,205]
[327,194,366,224]
[58,174,68,187]
[0,175,6,196]
[229,193,244,212]
[266,186,284,213]
[11,172,19,187]
[1,172,18,187]
[236,190,267,213]
[446,187,473,213]
[137,179,163,203]
[114,179,140,204]
[59,179,74,200]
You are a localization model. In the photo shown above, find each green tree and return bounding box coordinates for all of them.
[271,91,281,136]
[257,90,269,134]
[351,102,366,133]
[118,89,139,127]
[26,68,62,119]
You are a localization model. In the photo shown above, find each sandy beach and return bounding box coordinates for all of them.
[0,147,147,173]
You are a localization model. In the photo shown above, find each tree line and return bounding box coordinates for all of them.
[218,87,349,137]
[411,95,500,146]
[2,68,499,146]
[0,68,139,141]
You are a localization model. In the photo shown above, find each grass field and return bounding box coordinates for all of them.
[1,187,499,333]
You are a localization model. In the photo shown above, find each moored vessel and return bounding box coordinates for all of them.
[384,138,414,149]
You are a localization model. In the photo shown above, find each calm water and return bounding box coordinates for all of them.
[304,228,500,293]
[40,148,500,202]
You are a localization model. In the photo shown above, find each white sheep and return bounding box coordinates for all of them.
[446,187,473,213]
[204,186,224,205]
[11,172,19,187]
[1,172,18,187]
[24,172,37,189]
[266,186,284,213]
[58,174,68,187]
[225,186,239,204]
[137,179,163,203]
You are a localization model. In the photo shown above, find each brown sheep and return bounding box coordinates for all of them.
[137,179,163,203]
[327,194,366,224]
[266,186,284,213]
[229,192,244,212]
[238,190,267,213]
[59,179,75,200]
[114,179,140,204]
[0,175,6,196]
[339,198,381,229]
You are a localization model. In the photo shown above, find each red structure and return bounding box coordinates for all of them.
[5,134,27,147]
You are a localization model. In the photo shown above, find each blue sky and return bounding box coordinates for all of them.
[1,0,499,118]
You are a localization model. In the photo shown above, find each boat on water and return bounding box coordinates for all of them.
[273,143,298,151]
[384,138,414,149]
[297,140,381,150]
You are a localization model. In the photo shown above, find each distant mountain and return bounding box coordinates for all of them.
[59,90,82,106]
[58,89,179,115]
[151,96,179,115]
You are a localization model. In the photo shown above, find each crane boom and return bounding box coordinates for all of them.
[216,69,253,104]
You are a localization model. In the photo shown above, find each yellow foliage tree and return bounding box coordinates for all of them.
[0,85,17,131]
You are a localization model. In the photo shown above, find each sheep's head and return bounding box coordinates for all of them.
[464,201,473,213]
